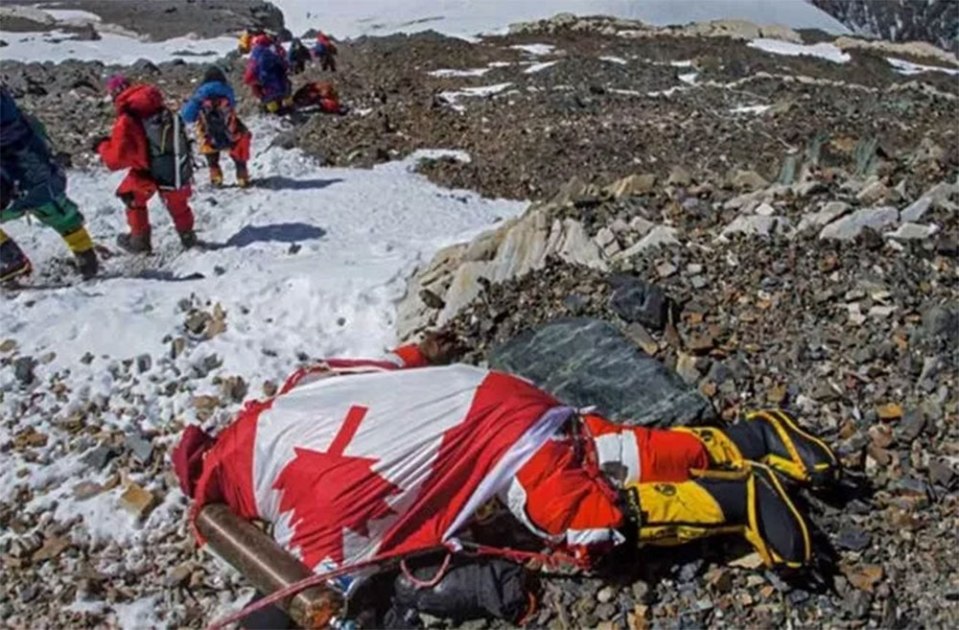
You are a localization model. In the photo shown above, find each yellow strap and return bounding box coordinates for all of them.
[0,228,9,245]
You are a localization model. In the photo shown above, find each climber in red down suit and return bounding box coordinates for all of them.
[173,330,841,596]
[93,75,196,254]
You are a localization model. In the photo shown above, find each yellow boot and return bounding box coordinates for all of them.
[62,226,98,279]
[740,409,841,487]
[673,411,840,488]
[671,426,745,470]
[626,463,812,569]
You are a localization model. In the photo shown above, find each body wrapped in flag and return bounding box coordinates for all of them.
[173,335,840,626]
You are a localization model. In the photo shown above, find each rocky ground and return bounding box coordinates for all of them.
[424,165,959,628]
[0,11,957,630]
[2,16,957,202]
[0,0,282,41]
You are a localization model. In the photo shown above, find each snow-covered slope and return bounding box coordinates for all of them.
[2,121,521,368]
[811,0,958,52]
[273,0,850,39]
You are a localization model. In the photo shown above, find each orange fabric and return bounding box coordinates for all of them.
[392,344,429,368]
[120,174,194,236]
[230,129,252,163]
[510,416,711,561]
[516,439,624,537]
[583,414,709,482]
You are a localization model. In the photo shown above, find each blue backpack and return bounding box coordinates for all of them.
[256,47,285,87]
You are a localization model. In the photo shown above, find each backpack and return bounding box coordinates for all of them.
[142,107,193,189]
[198,97,237,151]
[256,47,285,87]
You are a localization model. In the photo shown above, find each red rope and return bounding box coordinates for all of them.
[400,551,453,589]
[459,542,590,572]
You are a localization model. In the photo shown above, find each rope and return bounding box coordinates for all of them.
[399,551,453,589]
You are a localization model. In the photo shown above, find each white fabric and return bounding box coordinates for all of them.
[593,430,641,483]
[253,364,490,562]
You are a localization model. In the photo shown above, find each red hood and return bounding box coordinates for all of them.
[114,84,164,117]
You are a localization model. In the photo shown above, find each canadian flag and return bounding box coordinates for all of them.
[192,363,573,572]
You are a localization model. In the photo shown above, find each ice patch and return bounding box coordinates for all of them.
[886,57,959,77]
[678,72,699,84]
[730,104,771,115]
[524,60,559,74]
[428,67,492,78]
[600,55,628,65]
[510,43,556,56]
[748,38,851,63]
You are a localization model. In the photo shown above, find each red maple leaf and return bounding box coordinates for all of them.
[273,406,401,567]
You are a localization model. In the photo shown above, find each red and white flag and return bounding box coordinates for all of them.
[192,363,573,572]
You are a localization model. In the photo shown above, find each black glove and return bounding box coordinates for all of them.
[90,135,108,153]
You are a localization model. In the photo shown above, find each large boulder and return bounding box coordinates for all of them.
[397,204,608,340]
[489,318,715,426]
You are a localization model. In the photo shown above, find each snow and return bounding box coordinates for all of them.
[113,596,162,628]
[42,9,101,23]
[600,55,628,64]
[669,60,695,68]
[1,0,850,63]
[524,60,560,74]
[730,104,771,115]
[428,67,492,78]
[748,38,851,64]
[678,71,699,84]
[886,57,959,77]
[438,82,515,110]
[270,0,849,39]
[0,30,236,64]
[2,120,522,370]
[510,43,557,56]
[1,117,523,626]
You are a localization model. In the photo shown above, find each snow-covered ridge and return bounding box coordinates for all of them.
[273,0,849,39]
[1,0,851,63]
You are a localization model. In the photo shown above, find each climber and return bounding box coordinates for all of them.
[1,86,98,281]
[291,80,348,115]
[237,29,261,55]
[244,34,292,114]
[181,66,253,188]
[313,31,338,72]
[92,75,195,254]
[287,38,313,75]
[174,330,839,597]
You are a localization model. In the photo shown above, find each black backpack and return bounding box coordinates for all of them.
[199,97,237,151]
[142,107,193,189]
